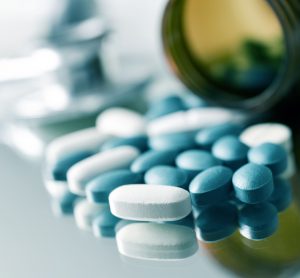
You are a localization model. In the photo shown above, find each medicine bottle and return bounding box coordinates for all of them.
[162,0,300,111]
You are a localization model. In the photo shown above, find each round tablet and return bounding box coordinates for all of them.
[240,123,292,152]
[232,163,274,204]
[109,184,191,221]
[101,136,148,152]
[212,136,249,170]
[130,150,178,173]
[86,170,143,203]
[269,178,292,212]
[116,223,198,260]
[92,208,120,238]
[248,143,288,176]
[195,124,242,149]
[149,131,197,151]
[146,95,186,120]
[238,203,278,240]
[189,166,233,207]
[144,166,189,188]
[74,199,108,231]
[195,203,238,242]
[176,150,221,177]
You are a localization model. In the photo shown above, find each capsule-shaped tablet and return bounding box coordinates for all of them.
[195,123,242,149]
[130,150,178,173]
[212,136,249,170]
[240,123,292,152]
[109,185,192,221]
[101,136,148,152]
[46,128,107,166]
[96,108,146,138]
[149,131,197,151]
[74,199,108,231]
[248,143,288,176]
[146,95,186,120]
[269,178,292,212]
[144,166,189,188]
[67,146,140,196]
[92,208,120,238]
[86,170,143,203]
[232,163,274,204]
[189,166,233,207]
[116,223,198,260]
[46,151,93,181]
[238,203,278,240]
[195,203,238,242]
[147,108,247,136]
[176,150,221,178]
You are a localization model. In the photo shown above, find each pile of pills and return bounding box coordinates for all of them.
[44,94,296,261]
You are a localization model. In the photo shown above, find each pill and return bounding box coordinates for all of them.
[109,184,191,221]
[189,166,233,207]
[248,143,288,176]
[67,146,140,196]
[86,170,143,203]
[269,178,292,212]
[238,203,278,240]
[212,136,249,170]
[195,203,238,242]
[47,151,93,181]
[240,123,292,152]
[92,207,120,238]
[101,136,148,152]
[144,166,189,188]
[146,96,186,120]
[232,163,274,204]
[46,128,107,165]
[195,123,242,149]
[149,131,197,151]
[147,108,247,136]
[44,179,76,201]
[281,153,296,179]
[74,199,108,231]
[130,150,178,173]
[116,223,198,260]
[96,108,146,137]
[176,150,221,178]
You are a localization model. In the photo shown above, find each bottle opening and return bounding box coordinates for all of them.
[163,0,286,104]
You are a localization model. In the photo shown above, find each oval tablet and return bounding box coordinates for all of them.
[86,170,143,203]
[101,136,148,152]
[248,143,288,176]
[176,150,221,177]
[212,136,249,170]
[96,108,145,138]
[189,166,233,207]
[146,95,186,120]
[149,131,197,151]
[195,203,238,242]
[196,123,242,149]
[240,123,292,152]
[116,223,198,260]
[74,199,108,231]
[131,150,178,173]
[238,203,278,240]
[109,185,192,221]
[144,166,189,188]
[67,146,140,196]
[232,163,274,204]
[46,128,107,165]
